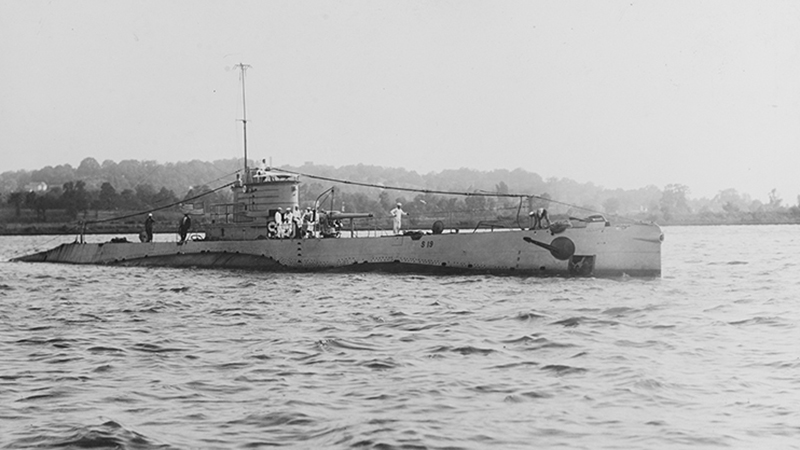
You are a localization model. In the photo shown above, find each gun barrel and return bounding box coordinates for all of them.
[326,211,374,220]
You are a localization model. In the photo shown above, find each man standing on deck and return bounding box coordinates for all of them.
[302,207,314,238]
[178,213,191,244]
[390,203,408,235]
[144,213,155,242]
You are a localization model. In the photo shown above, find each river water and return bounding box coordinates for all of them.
[1,225,798,449]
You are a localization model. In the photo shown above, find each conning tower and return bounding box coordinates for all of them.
[206,168,299,240]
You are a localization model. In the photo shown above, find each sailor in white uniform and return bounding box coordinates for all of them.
[390,203,408,235]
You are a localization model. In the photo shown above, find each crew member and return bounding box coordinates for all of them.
[273,208,284,238]
[144,213,155,242]
[530,208,550,230]
[302,207,314,238]
[283,207,293,239]
[292,206,301,238]
[390,203,408,235]
[254,159,268,182]
[178,213,192,244]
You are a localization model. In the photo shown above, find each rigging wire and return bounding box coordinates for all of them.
[8,171,240,257]
[83,178,237,226]
[276,167,618,218]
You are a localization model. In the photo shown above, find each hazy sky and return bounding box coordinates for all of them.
[2,1,798,201]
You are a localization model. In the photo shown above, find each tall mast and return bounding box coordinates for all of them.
[235,63,252,182]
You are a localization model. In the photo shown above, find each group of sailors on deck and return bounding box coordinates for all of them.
[269,206,339,239]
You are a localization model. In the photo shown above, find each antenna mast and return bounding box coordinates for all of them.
[235,63,252,182]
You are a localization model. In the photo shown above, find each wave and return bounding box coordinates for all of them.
[540,364,588,375]
[429,344,496,356]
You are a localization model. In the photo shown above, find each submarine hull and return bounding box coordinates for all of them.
[13,224,662,277]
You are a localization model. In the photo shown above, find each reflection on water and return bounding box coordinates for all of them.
[1,225,799,449]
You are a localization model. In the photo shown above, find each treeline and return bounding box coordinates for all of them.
[3,181,229,222]
[1,158,799,227]
[0,157,240,201]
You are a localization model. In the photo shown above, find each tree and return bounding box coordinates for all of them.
[341,192,380,217]
[715,188,746,213]
[749,199,764,213]
[495,181,509,195]
[152,187,179,207]
[77,157,101,177]
[25,191,37,213]
[768,188,782,210]
[464,193,487,211]
[135,184,158,208]
[721,201,739,213]
[378,190,393,212]
[97,182,119,210]
[495,181,512,209]
[32,194,47,221]
[602,197,620,215]
[37,191,60,221]
[184,185,226,212]
[8,192,24,217]
[61,181,89,219]
[119,189,143,210]
[659,184,690,220]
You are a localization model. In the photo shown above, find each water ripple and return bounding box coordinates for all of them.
[2,226,800,448]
